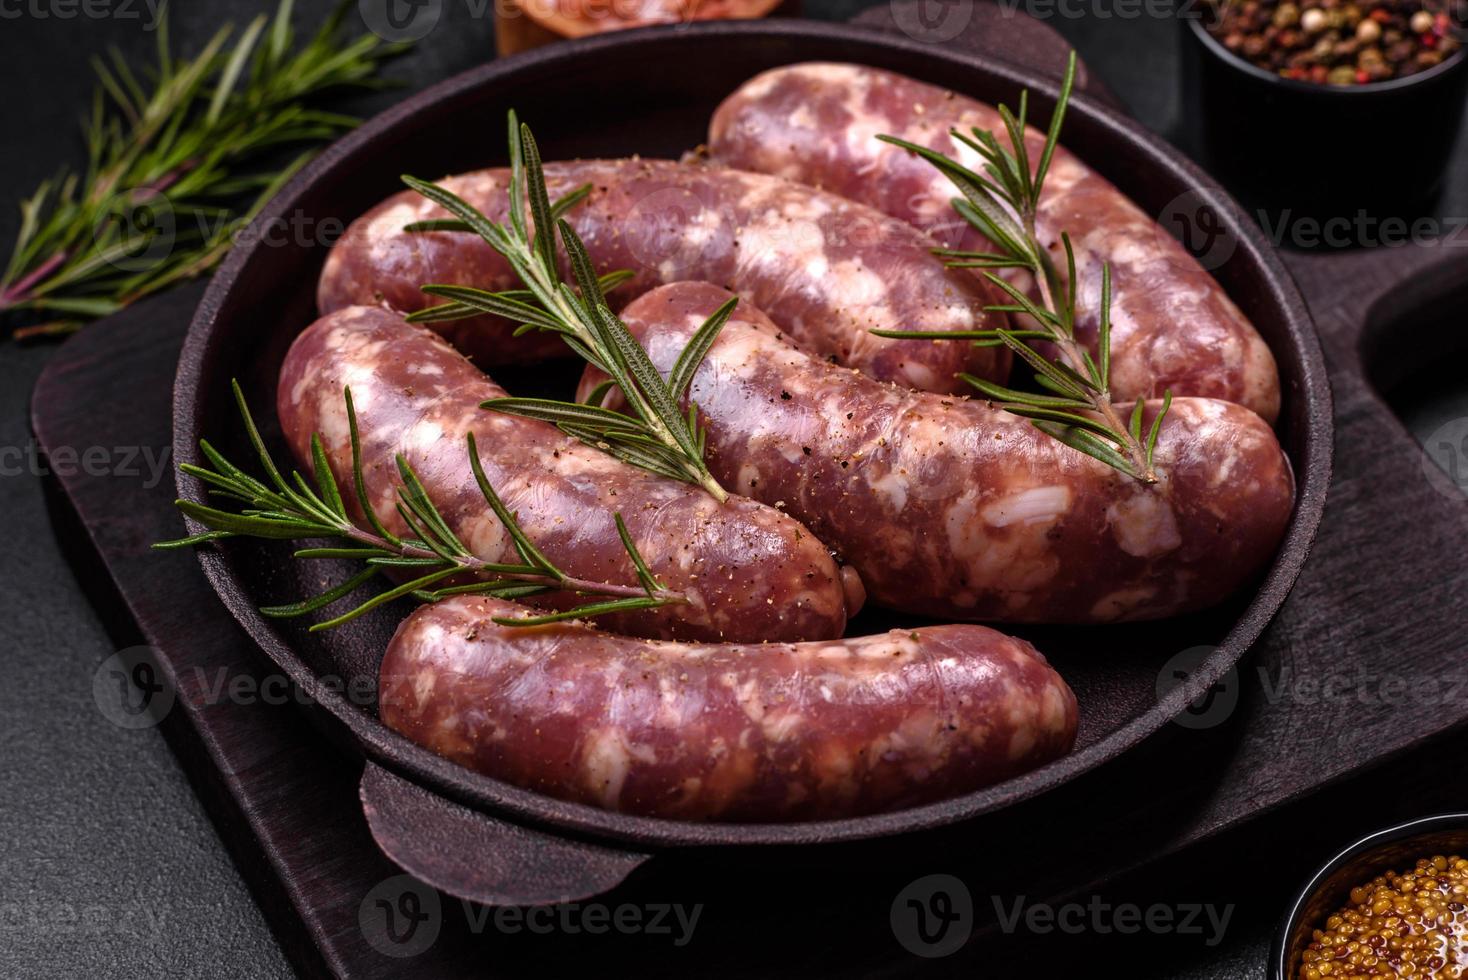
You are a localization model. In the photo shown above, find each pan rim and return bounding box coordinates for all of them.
[174,18,1333,848]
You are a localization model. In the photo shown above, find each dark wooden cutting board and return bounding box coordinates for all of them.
[28,7,1468,976]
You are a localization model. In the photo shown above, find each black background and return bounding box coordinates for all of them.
[2,1,1466,977]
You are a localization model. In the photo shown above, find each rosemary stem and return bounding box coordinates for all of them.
[134,159,195,202]
[1,249,69,306]
[1028,254,1156,483]
[12,320,79,341]
[526,238,730,503]
[697,473,729,503]
[3,1,401,338]
[612,376,723,499]
[334,517,681,603]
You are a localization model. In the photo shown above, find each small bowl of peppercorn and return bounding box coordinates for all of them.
[1272,812,1468,978]
[1181,0,1468,224]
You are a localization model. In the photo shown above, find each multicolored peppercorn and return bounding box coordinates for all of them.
[1206,0,1463,84]
[1298,854,1468,978]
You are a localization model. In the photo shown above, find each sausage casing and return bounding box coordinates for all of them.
[318,158,1009,392]
[277,305,855,642]
[583,282,1295,624]
[379,594,1079,821]
[707,63,1281,422]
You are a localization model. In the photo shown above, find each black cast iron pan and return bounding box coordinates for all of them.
[173,19,1331,904]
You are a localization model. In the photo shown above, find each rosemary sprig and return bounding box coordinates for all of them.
[156,380,684,630]
[2,0,405,340]
[873,52,1170,483]
[399,113,734,501]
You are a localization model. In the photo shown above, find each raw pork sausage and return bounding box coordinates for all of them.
[379,594,1079,821]
[707,63,1281,422]
[318,158,1009,392]
[277,305,857,642]
[582,283,1295,624]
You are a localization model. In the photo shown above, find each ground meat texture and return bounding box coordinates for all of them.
[317,158,1009,393]
[707,63,1281,423]
[583,283,1296,624]
[276,306,855,643]
[379,594,1079,821]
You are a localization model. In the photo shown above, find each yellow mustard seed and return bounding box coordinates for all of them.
[1299,856,1468,979]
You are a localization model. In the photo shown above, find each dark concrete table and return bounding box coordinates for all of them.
[1,2,1464,976]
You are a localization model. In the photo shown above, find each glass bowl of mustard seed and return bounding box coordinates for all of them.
[1180,1,1468,221]
[1273,814,1468,978]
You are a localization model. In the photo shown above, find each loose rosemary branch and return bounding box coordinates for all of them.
[2,0,405,340]
[874,52,1170,484]
[399,113,734,502]
[156,380,684,630]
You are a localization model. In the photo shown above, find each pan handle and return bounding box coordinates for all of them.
[359,763,651,907]
[1284,238,1468,354]
[850,1,1121,109]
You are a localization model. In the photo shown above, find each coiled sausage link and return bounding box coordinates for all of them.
[707,63,1281,422]
[277,305,857,643]
[379,594,1079,821]
[318,158,1009,393]
[582,282,1295,624]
